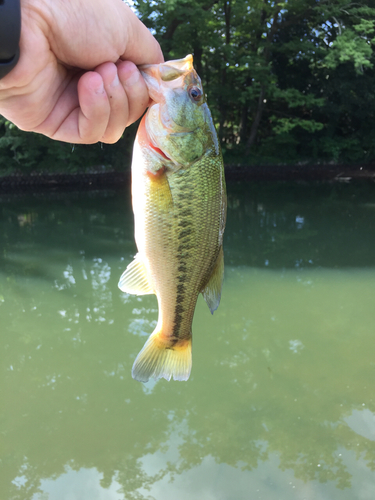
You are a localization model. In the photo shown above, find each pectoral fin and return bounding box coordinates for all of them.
[118,254,154,295]
[149,166,174,211]
[201,246,224,314]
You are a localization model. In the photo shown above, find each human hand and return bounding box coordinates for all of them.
[0,0,163,144]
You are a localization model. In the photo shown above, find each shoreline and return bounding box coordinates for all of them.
[1,164,375,192]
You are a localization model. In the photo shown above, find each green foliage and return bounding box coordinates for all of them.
[271,117,324,135]
[323,30,373,73]
[0,116,136,175]
[134,0,375,165]
[1,0,375,172]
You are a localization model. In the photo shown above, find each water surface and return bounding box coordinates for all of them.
[1,181,375,500]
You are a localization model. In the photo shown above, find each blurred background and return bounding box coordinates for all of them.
[1,0,375,174]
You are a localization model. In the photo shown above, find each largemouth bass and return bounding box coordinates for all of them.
[119,55,226,382]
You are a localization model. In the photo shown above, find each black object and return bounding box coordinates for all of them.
[0,0,21,79]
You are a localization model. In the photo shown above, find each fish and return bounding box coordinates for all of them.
[118,54,226,382]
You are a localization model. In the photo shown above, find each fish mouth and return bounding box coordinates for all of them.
[143,110,174,163]
[139,55,195,105]
[139,55,194,82]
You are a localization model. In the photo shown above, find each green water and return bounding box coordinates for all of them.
[1,181,375,500]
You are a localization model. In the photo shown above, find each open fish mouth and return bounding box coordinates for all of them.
[139,55,196,105]
[139,54,194,79]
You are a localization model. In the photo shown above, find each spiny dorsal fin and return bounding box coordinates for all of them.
[118,253,154,295]
[201,246,224,314]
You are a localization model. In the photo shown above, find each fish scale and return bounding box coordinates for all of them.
[118,55,226,382]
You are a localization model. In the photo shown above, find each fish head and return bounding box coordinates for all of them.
[140,55,217,168]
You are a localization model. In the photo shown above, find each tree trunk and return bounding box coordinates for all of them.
[245,86,265,155]
[218,0,231,142]
[193,44,203,79]
[245,6,281,154]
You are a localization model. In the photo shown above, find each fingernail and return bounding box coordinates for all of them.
[124,67,140,87]
[111,74,120,87]
[94,80,105,95]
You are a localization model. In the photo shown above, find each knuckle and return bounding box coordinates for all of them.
[101,129,123,144]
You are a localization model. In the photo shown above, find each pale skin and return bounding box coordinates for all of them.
[0,0,164,144]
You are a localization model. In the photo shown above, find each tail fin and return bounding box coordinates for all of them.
[132,332,192,383]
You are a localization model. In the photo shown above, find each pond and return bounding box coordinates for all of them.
[1,179,375,500]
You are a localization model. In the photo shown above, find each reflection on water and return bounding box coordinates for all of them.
[1,182,375,500]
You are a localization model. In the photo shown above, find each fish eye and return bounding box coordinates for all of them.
[188,86,203,102]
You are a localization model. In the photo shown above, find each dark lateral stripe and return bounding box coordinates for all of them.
[178,228,192,239]
[175,304,184,315]
[178,219,191,228]
[178,243,192,253]
[172,308,184,338]
[172,174,194,339]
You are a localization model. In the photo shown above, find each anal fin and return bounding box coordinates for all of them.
[201,246,224,314]
[118,253,154,295]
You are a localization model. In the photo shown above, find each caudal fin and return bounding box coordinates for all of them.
[132,332,192,383]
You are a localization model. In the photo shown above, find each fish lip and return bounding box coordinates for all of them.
[143,107,172,163]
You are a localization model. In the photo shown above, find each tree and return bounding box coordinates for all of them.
[1,0,375,172]
[135,0,375,164]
